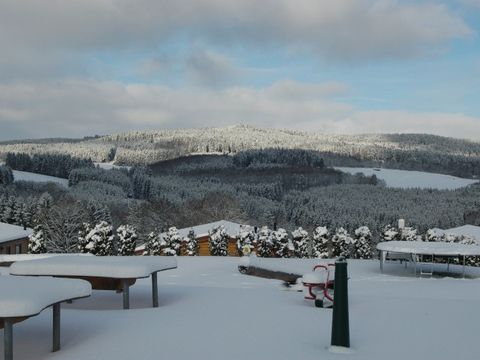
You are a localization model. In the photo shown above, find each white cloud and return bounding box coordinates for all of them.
[1,79,478,141]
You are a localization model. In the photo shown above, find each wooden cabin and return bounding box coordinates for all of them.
[0,222,33,255]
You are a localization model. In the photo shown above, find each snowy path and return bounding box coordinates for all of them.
[1,257,479,360]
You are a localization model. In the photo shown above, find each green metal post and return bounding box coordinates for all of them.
[331,258,350,348]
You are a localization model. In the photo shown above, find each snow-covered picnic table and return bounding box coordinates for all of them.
[9,255,177,309]
[0,276,91,360]
[377,241,480,276]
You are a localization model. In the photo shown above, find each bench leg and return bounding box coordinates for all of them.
[52,303,61,352]
[4,319,13,360]
[152,272,159,308]
[122,279,130,310]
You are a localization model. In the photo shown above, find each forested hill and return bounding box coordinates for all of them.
[1,125,479,177]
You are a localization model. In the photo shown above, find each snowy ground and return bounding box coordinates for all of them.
[1,257,479,360]
[94,162,131,170]
[335,167,478,190]
[12,170,69,188]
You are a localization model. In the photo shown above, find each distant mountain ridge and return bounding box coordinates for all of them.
[1,125,479,177]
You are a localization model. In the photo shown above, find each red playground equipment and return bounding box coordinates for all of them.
[302,263,335,308]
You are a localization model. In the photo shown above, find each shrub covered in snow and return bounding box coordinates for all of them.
[116,224,138,256]
[143,231,162,255]
[353,226,373,259]
[185,229,199,256]
[28,224,47,254]
[209,225,229,256]
[256,226,274,257]
[332,227,355,258]
[312,226,331,258]
[77,221,114,255]
[291,227,309,258]
[236,225,255,256]
[425,229,442,242]
[400,227,418,241]
[273,228,290,258]
[381,224,399,241]
[162,227,182,256]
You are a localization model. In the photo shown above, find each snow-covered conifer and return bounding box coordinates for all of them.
[381,224,399,241]
[353,226,373,259]
[236,225,255,256]
[401,227,418,241]
[425,229,441,242]
[78,221,114,255]
[143,231,162,255]
[28,224,47,254]
[77,222,92,253]
[185,229,199,256]
[209,225,229,256]
[273,228,290,258]
[312,226,331,258]
[332,227,355,258]
[291,227,309,258]
[257,226,274,257]
[162,227,182,256]
[116,224,138,256]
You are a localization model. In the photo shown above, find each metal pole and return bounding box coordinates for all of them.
[122,279,130,309]
[4,318,13,360]
[380,250,384,272]
[152,272,159,308]
[52,303,61,352]
[463,256,466,278]
[331,258,350,348]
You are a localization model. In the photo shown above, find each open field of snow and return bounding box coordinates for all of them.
[335,167,478,190]
[95,162,131,170]
[1,257,479,360]
[12,170,69,188]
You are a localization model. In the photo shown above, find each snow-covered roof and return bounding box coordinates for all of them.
[135,220,251,252]
[432,225,480,241]
[0,276,91,317]
[10,255,177,279]
[0,222,33,244]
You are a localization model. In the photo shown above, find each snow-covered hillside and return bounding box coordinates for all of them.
[12,170,69,187]
[335,167,478,190]
[1,257,479,360]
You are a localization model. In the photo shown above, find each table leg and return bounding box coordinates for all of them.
[152,272,159,308]
[52,303,61,352]
[380,251,385,272]
[463,256,466,278]
[122,279,130,309]
[4,318,13,360]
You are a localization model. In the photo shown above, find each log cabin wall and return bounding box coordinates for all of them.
[0,237,29,255]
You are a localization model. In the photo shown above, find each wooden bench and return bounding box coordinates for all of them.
[0,276,91,360]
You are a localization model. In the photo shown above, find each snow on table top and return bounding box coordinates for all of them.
[377,241,480,256]
[0,253,92,265]
[0,276,91,318]
[9,255,178,279]
[335,166,478,190]
[0,222,33,244]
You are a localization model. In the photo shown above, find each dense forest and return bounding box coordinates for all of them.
[1,125,480,177]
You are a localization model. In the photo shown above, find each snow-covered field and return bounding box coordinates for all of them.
[12,170,69,188]
[1,257,479,360]
[95,162,131,170]
[335,167,478,190]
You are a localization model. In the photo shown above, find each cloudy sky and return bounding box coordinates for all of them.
[1,0,479,141]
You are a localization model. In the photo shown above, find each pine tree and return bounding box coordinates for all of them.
[273,228,290,258]
[209,225,229,256]
[332,227,355,258]
[401,227,418,241]
[77,222,92,253]
[425,229,441,242]
[353,226,373,259]
[117,224,138,256]
[162,227,182,256]
[291,227,309,258]
[78,221,113,255]
[143,231,162,255]
[381,224,399,241]
[185,229,199,256]
[257,226,274,257]
[236,225,255,256]
[28,224,47,254]
[312,226,331,258]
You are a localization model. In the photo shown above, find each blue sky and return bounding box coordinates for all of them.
[0,0,479,140]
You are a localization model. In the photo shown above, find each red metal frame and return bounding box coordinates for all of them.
[303,263,335,301]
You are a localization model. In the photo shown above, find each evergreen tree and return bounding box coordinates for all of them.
[77,222,92,253]
[381,224,399,241]
[162,227,182,256]
[291,227,309,258]
[0,165,14,185]
[28,224,47,254]
[78,221,113,255]
[312,226,331,258]
[257,226,274,257]
[273,228,290,258]
[209,225,229,256]
[425,229,441,242]
[401,227,418,241]
[143,231,162,255]
[332,227,355,258]
[236,225,255,256]
[185,229,199,256]
[117,224,138,256]
[353,226,373,259]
